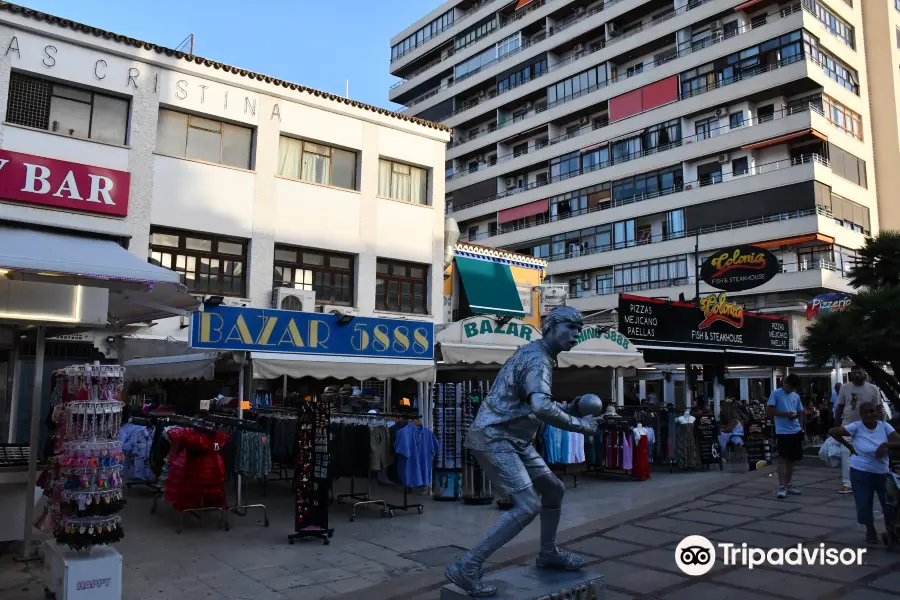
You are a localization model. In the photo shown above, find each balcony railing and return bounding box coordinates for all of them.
[542,206,829,263]
[406,0,719,110]
[446,3,801,152]
[391,0,501,64]
[449,91,813,183]
[391,0,554,89]
[568,259,844,299]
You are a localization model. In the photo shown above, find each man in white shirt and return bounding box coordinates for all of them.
[835,365,883,494]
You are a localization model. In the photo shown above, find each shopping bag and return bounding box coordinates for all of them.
[819,438,842,468]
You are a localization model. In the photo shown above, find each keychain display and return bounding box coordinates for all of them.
[35,364,127,550]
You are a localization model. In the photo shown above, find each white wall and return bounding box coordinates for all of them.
[0,21,450,341]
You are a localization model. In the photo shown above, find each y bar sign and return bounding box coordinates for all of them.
[0,149,130,217]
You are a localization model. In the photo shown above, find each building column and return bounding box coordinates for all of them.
[740,378,750,402]
[639,379,647,401]
[832,358,842,388]
[684,364,693,408]
[771,369,778,392]
[617,371,625,407]
[714,380,724,420]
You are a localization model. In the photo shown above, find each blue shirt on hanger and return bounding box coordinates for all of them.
[394,423,439,488]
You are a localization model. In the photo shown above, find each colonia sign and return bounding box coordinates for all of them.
[700,245,779,292]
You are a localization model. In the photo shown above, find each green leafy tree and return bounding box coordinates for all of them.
[802,232,900,407]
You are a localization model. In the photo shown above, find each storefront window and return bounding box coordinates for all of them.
[375,259,428,314]
[273,245,355,306]
[748,378,772,403]
[6,72,129,145]
[149,228,247,296]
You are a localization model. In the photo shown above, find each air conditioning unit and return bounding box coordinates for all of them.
[320,305,360,317]
[714,107,727,118]
[711,19,723,31]
[579,116,589,125]
[272,287,316,312]
[573,43,585,54]
[506,177,517,188]
[718,153,730,164]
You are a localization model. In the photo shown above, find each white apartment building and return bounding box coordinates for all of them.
[0,4,449,436]
[390,0,874,392]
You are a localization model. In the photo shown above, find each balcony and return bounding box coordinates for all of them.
[407,0,725,117]
[565,259,852,312]
[446,3,802,156]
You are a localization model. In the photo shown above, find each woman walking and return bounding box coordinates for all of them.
[829,402,900,543]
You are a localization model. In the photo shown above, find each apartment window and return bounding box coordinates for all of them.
[497,33,521,58]
[497,60,547,94]
[547,65,606,105]
[897,0,900,12]
[723,21,739,38]
[149,228,247,296]
[643,120,681,151]
[626,63,644,78]
[156,109,252,169]
[823,95,863,140]
[550,152,580,180]
[732,156,749,175]
[277,137,357,190]
[376,259,428,314]
[729,111,745,129]
[467,226,479,240]
[697,162,723,186]
[378,159,428,205]
[596,274,613,296]
[456,17,497,51]
[455,48,496,80]
[489,222,498,236]
[513,143,529,157]
[614,255,689,290]
[664,209,685,239]
[612,165,683,203]
[758,104,775,122]
[695,117,719,140]
[6,72,129,144]
[804,32,859,94]
[273,246,354,305]
[804,0,854,48]
[391,9,454,60]
[828,142,867,187]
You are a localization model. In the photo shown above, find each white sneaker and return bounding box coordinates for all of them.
[787,485,802,495]
[777,487,787,499]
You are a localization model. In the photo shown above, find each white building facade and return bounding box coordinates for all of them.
[0,5,450,343]
[390,0,874,400]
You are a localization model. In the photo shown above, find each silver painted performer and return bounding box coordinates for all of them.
[446,306,601,597]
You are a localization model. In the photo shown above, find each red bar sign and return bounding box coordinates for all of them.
[0,149,130,217]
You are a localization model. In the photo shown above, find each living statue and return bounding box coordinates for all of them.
[446,306,602,597]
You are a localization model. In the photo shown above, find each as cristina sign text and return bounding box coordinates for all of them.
[0,149,130,217]
[190,306,434,360]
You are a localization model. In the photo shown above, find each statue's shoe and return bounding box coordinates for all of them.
[445,560,498,597]
[536,547,586,571]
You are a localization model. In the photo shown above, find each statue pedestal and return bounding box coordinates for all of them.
[440,566,605,599]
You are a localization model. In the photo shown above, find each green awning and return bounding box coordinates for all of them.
[455,256,524,317]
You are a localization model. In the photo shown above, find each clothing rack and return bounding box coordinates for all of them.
[203,413,270,527]
[123,416,161,494]
[149,412,229,533]
[330,412,425,520]
[248,406,297,482]
[585,418,636,479]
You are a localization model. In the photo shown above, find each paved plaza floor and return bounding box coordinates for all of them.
[2,464,897,599]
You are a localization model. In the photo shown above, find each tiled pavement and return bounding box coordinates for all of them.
[3,464,897,599]
[387,465,900,600]
[0,465,730,600]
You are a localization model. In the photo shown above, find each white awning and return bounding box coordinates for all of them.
[124,353,218,382]
[0,225,198,325]
[439,342,521,366]
[0,225,181,284]
[251,353,435,382]
[558,327,646,369]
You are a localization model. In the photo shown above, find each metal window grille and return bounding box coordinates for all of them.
[7,72,51,129]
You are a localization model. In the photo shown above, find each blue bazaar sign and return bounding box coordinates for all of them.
[190,306,434,360]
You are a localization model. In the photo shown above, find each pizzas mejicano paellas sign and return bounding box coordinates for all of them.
[190,306,434,359]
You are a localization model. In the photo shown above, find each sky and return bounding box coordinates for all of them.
[14,0,432,110]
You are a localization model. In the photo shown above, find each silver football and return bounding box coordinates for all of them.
[572,394,604,417]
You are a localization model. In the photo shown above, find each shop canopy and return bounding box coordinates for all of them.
[454,256,524,318]
[124,352,219,382]
[437,317,646,369]
[0,225,198,324]
[251,353,435,382]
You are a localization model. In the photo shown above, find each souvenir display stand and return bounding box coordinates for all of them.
[37,364,126,600]
[288,397,333,545]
